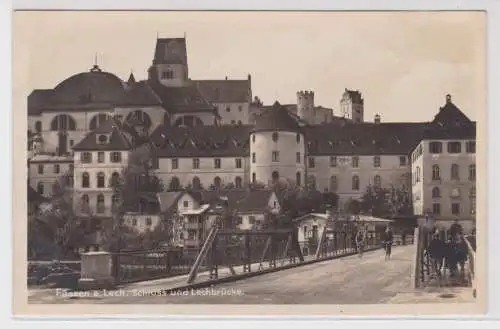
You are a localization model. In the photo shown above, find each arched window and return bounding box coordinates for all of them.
[111,194,120,211]
[110,172,120,187]
[173,115,203,128]
[374,175,381,188]
[89,113,111,130]
[96,172,105,188]
[252,173,256,183]
[81,194,90,214]
[192,176,201,189]
[330,175,337,191]
[469,164,476,181]
[96,194,105,214]
[451,164,460,180]
[235,176,242,188]
[37,182,44,195]
[82,172,90,188]
[271,171,280,182]
[35,121,42,133]
[50,114,76,131]
[169,176,180,191]
[432,165,440,180]
[214,176,222,188]
[126,110,152,128]
[432,187,441,198]
[352,175,360,190]
[296,172,301,186]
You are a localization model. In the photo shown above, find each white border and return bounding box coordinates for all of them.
[3,0,500,327]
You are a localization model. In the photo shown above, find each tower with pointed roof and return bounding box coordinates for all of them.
[250,101,305,187]
[150,37,189,87]
[340,88,364,123]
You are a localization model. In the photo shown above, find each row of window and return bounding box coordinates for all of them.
[413,164,476,184]
[37,163,73,175]
[80,172,120,188]
[80,151,122,164]
[129,217,153,226]
[79,193,120,214]
[252,133,302,144]
[411,141,475,163]
[431,186,476,199]
[431,200,476,216]
[222,105,244,113]
[169,176,244,190]
[171,158,243,170]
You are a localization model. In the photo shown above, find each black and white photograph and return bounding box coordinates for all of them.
[13,10,485,315]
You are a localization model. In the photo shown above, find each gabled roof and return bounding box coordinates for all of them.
[235,190,275,213]
[148,81,216,113]
[149,124,251,158]
[183,189,275,213]
[432,95,473,127]
[72,120,138,151]
[116,80,163,107]
[253,101,302,133]
[195,79,251,103]
[157,191,184,213]
[153,38,188,65]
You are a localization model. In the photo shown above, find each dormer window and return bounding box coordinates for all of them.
[97,134,109,144]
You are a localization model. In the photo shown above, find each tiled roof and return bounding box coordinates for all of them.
[153,38,188,65]
[432,96,473,127]
[72,119,138,151]
[116,80,163,107]
[148,81,216,113]
[157,191,183,213]
[28,89,54,115]
[149,124,252,158]
[235,190,274,213]
[422,122,476,140]
[344,89,364,104]
[253,101,302,133]
[194,79,251,103]
[184,190,273,213]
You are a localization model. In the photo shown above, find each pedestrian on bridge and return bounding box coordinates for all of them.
[355,230,365,258]
[383,226,394,260]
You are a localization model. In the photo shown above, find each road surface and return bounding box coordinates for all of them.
[30,245,417,304]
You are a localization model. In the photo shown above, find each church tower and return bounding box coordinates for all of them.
[296,90,315,124]
[150,37,189,87]
[340,89,364,123]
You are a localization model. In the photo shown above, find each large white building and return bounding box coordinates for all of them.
[27,36,477,226]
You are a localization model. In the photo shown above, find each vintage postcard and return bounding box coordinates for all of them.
[12,10,487,316]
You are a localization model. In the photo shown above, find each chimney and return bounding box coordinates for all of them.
[248,74,251,81]
[374,114,381,124]
[446,94,452,103]
[225,76,228,80]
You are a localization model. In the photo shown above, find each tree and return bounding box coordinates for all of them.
[359,184,412,217]
[104,147,165,251]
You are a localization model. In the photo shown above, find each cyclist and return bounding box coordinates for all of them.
[355,229,365,257]
[383,225,394,260]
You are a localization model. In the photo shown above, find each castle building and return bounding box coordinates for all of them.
[27,36,477,226]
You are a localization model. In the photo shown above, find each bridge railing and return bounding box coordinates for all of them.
[464,235,477,298]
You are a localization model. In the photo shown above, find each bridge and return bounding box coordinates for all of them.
[28,225,477,304]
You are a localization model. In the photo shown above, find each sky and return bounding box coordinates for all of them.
[14,11,485,122]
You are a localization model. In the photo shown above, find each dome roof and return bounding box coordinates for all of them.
[52,65,126,104]
[253,101,301,133]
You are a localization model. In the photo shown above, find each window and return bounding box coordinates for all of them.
[192,158,200,169]
[252,173,256,183]
[308,157,315,168]
[150,157,159,169]
[226,107,231,112]
[37,164,44,175]
[466,141,476,153]
[235,158,242,169]
[432,187,441,198]
[352,175,360,190]
[451,164,460,180]
[308,175,316,190]
[50,114,76,131]
[272,151,280,162]
[37,182,44,195]
[235,176,242,188]
[97,172,105,188]
[172,158,179,170]
[111,194,120,211]
[146,217,152,226]
[330,156,337,167]
[330,176,337,191]
[252,134,256,143]
[132,218,137,226]
[82,172,90,188]
[249,216,256,225]
[237,120,242,125]
[374,175,381,187]
[81,152,92,163]
[352,156,359,168]
[252,153,256,163]
[110,152,121,163]
[272,171,280,182]
[296,152,301,163]
[97,152,105,163]
[96,194,105,213]
[231,120,235,124]
[432,203,441,215]
[451,203,460,215]
[53,164,60,174]
[373,156,381,168]
[470,187,476,215]
[429,142,442,154]
[469,164,476,181]
[432,165,440,180]
[447,141,462,154]
[35,121,42,133]
[81,195,90,213]
[238,105,243,112]
[272,132,279,142]
[296,134,301,143]
[110,172,120,187]
[416,166,421,182]
[214,176,222,188]
[214,158,221,169]
[399,156,407,166]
